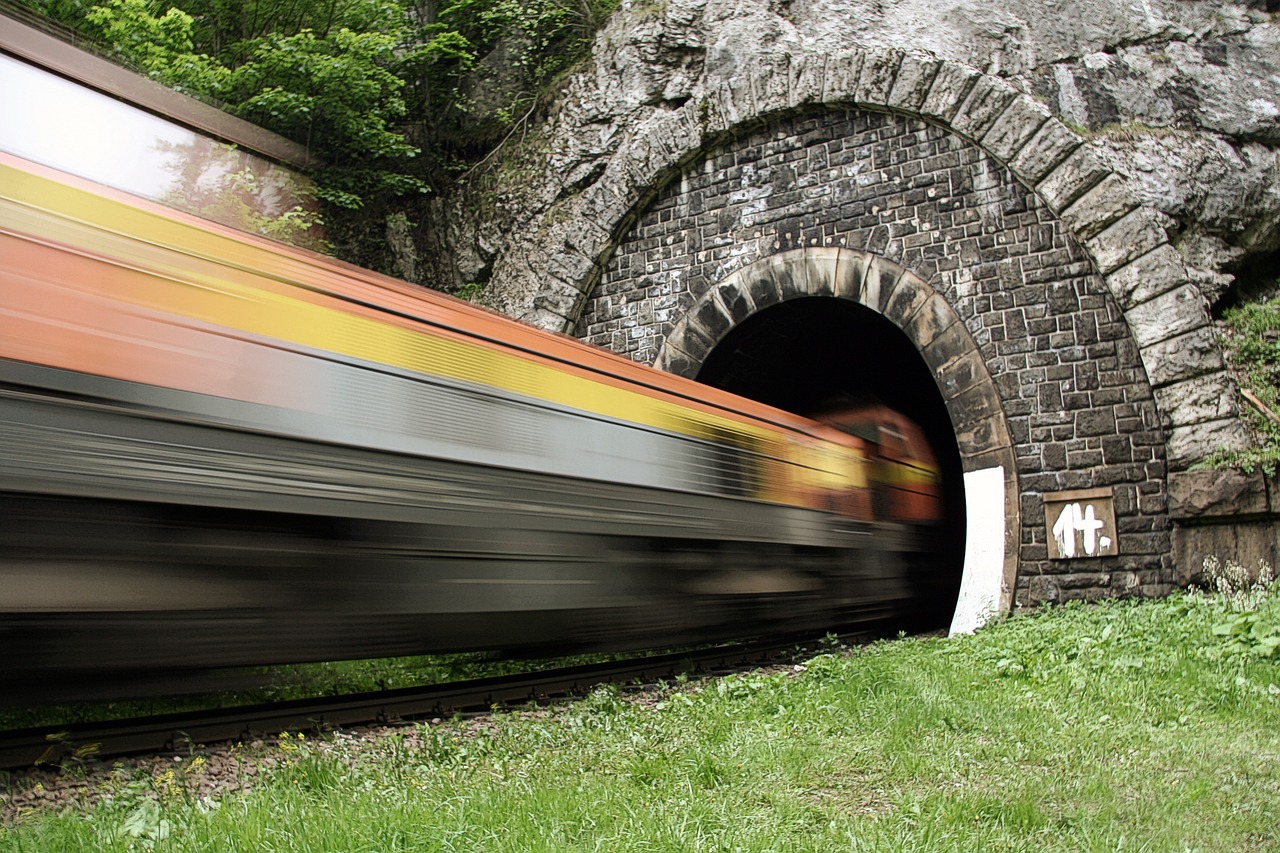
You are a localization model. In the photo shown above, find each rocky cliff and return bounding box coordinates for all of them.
[427,0,1277,325]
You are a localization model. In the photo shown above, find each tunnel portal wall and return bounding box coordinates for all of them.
[577,109,1175,605]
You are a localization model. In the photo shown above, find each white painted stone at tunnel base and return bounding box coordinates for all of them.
[949,466,1007,636]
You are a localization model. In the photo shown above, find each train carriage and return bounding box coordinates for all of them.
[0,16,941,703]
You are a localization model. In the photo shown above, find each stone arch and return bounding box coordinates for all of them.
[500,48,1244,468]
[654,247,1020,620]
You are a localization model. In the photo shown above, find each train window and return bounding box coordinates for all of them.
[0,53,323,247]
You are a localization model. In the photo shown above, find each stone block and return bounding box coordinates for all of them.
[799,247,840,297]
[949,76,1019,143]
[832,250,870,302]
[881,271,932,329]
[524,303,573,333]
[1140,327,1226,388]
[885,55,941,114]
[935,346,989,400]
[960,446,1017,478]
[715,280,754,324]
[652,341,699,378]
[1123,284,1208,349]
[750,54,794,115]
[529,281,579,318]
[854,48,904,106]
[980,96,1051,163]
[1104,243,1190,310]
[953,413,1012,457]
[1168,469,1269,519]
[1059,173,1141,241]
[772,258,808,301]
[822,51,864,104]
[1084,208,1168,275]
[922,317,980,376]
[1153,372,1241,427]
[1173,519,1280,587]
[712,79,749,126]
[905,291,959,349]
[920,62,980,124]
[1166,417,1252,470]
[863,256,903,313]
[696,87,734,135]
[745,270,784,311]
[547,247,597,288]
[787,54,827,109]
[1035,146,1112,215]
[1009,119,1081,185]
[686,299,725,348]
[662,316,712,364]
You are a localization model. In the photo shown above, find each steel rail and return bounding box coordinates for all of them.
[0,633,875,770]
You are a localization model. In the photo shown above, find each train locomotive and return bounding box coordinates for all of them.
[0,25,944,704]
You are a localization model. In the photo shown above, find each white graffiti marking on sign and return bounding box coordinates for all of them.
[1051,502,1113,558]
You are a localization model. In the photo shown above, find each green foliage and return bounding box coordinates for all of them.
[1202,295,1280,475]
[83,0,231,95]
[1203,555,1280,659]
[23,0,620,219]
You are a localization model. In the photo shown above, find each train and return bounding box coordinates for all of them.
[0,24,944,704]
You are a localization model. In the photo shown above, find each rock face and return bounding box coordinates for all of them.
[419,0,1277,606]
[435,0,1278,310]
[427,0,1276,467]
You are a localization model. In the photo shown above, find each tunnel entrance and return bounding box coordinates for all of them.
[694,296,966,630]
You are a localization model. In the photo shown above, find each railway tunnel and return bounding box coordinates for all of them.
[561,96,1186,623]
[691,295,968,629]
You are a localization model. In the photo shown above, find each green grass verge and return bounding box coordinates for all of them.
[1204,295,1280,475]
[5,590,1280,850]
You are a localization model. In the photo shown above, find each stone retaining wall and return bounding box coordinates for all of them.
[1169,470,1280,585]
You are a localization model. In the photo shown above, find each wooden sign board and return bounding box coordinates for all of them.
[1044,487,1118,560]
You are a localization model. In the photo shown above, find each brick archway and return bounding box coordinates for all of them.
[656,247,1019,622]
[480,49,1244,468]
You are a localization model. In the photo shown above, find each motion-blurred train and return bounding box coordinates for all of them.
[0,17,943,703]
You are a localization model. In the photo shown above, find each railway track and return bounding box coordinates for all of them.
[0,633,872,770]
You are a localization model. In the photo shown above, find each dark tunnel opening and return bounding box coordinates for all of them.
[695,297,967,630]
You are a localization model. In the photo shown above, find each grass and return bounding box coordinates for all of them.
[1203,294,1280,475]
[4,584,1280,851]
